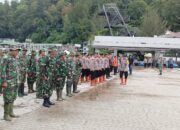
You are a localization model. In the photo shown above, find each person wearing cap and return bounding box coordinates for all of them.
[18,47,28,97]
[46,48,57,105]
[66,52,74,97]
[27,50,37,93]
[36,48,52,107]
[72,53,82,93]
[56,52,67,101]
[158,57,163,75]
[1,45,20,121]
[0,48,4,95]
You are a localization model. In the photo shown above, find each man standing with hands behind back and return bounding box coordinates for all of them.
[1,45,20,121]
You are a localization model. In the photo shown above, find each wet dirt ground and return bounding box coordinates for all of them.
[0,68,180,130]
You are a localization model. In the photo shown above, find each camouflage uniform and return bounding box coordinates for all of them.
[158,57,163,75]
[18,50,27,97]
[72,55,82,93]
[55,53,67,101]
[66,55,74,97]
[2,46,20,121]
[36,52,53,107]
[27,51,37,93]
[0,49,4,94]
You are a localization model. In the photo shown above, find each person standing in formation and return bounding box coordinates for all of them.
[158,57,163,75]
[56,52,67,101]
[27,50,37,93]
[36,49,54,107]
[66,53,74,97]
[72,54,82,93]
[112,56,118,75]
[119,55,129,85]
[18,48,28,97]
[0,48,4,95]
[1,45,20,121]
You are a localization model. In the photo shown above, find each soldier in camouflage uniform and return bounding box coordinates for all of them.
[46,48,57,105]
[0,48,4,95]
[27,50,37,93]
[66,53,74,97]
[18,48,28,97]
[72,54,82,93]
[36,49,53,107]
[1,45,20,121]
[56,52,67,101]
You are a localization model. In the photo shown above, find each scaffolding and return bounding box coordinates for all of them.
[101,3,131,36]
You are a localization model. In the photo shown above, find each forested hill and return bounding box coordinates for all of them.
[0,0,179,43]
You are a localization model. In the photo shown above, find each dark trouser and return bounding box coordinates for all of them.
[129,65,132,75]
[66,79,73,96]
[144,63,147,68]
[18,83,27,96]
[0,85,2,94]
[73,76,80,92]
[114,67,118,75]
[120,71,128,79]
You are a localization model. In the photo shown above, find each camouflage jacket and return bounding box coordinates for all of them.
[0,56,4,85]
[66,57,74,79]
[18,53,27,73]
[1,55,19,87]
[56,58,67,80]
[48,56,57,81]
[27,55,37,76]
[37,56,49,79]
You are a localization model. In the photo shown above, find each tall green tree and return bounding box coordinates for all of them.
[140,8,166,36]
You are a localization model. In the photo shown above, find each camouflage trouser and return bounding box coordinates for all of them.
[56,77,66,90]
[19,71,26,84]
[73,75,80,87]
[37,78,53,98]
[27,73,36,85]
[159,66,162,74]
[3,85,18,103]
[0,85,2,93]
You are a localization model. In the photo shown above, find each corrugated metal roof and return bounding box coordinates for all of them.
[93,36,180,50]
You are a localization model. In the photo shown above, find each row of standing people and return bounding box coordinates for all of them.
[0,46,82,121]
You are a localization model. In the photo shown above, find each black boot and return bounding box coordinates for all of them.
[28,84,33,93]
[47,97,55,105]
[56,90,60,101]
[43,97,50,108]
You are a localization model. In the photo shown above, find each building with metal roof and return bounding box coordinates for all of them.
[93,36,180,51]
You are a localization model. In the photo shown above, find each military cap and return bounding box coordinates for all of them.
[9,45,21,51]
[58,52,65,57]
[22,47,27,51]
[49,47,57,52]
[40,48,46,51]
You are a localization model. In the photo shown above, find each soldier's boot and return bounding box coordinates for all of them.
[59,90,65,101]
[66,86,72,97]
[28,84,33,93]
[73,83,80,93]
[56,90,60,101]
[0,86,2,95]
[9,102,19,118]
[4,103,12,121]
[47,97,55,105]
[43,97,50,108]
